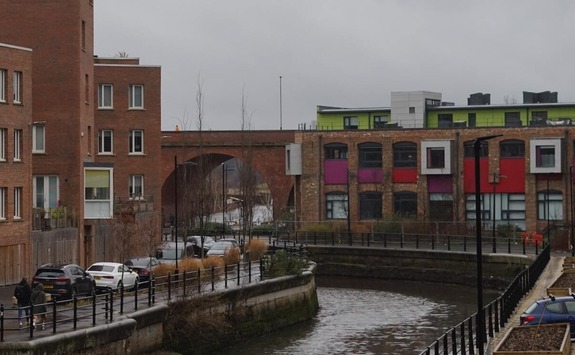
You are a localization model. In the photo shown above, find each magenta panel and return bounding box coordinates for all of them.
[324,160,348,184]
[357,168,383,183]
[427,175,453,193]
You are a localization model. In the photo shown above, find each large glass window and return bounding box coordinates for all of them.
[438,114,453,128]
[359,192,382,220]
[129,130,144,154]
[429,193,453,221]
[34,176,59,210]
[0,69,5,102]
[358,142,382,168]
[0,128,5,161]
[98,130,113,154]
[326,193,348,219]
[535,146,556,168]
[98,84,113,108]
[373,116,388,128]
[538,190,563,220]
[13,71,22,104]
[13,129,22,161]
[129,84,144,109]
[465,194,491,220]
[85,169,112,219]
[426,147,445,169]
[14,187,22,219]
[464,140,488,158]
[343,116,358,130]
[0,187,5,220]
[393,142,417,168]
[505,112,521,126]
[394,191,417,218]
[500,139,525,158]
[324,143,348,160]
[32,124,45,153]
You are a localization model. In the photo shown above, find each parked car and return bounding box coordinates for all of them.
[32,263,95,300]
[206,239,241,258]
[155,241,187,264]
[124,257,161,287]
[86,262,139,292]
[186,235,216,257]
[520,295,575,338]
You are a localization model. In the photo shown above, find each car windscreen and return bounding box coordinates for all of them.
[36,270,65,278]
[125,259,151,267]
[87,265,115,272]
[158,248,179,260]
[211,242,232,251]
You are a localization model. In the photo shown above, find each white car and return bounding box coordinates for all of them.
[86,262,139,291]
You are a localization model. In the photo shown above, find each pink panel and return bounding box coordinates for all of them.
[428,175,453,193]
[324,160,348,184]
[357,168,383,183]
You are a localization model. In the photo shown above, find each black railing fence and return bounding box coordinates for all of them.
[0,259,263,341]
[418,244,551,355]
[269,231,545,255]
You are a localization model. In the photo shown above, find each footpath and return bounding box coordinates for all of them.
[487,253,572,354]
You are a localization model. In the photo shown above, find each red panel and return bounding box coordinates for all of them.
[392,168,417,183]
[499,159,525,193]
[463,158,490,193]
[324,160,348,185]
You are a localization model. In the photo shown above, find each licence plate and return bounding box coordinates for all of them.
[95,276,101,280]
[43,284,53,289]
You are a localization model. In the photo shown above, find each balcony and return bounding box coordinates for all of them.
[32,207,77,231]
[113,195,155,215]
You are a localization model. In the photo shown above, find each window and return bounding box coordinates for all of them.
[129,85,144,109]
[129,130,144,154]
[500,140,525,158]
[98,130,113,154]
[465,194,491,220]
[14,187,22,219]
[505,112,521,127]
[0,128,5,161]
[468,113,476,127]
[98,84,113,108]
[530,139,561,173]
[81,20,86,50]
[427,147,445,169]
[464,140,488,158]
[394,191,417,218]
[324,143,348,160]
[85,169,113,219]
[129,175,144,199]
[358,142,382,168]
[501,194,526,221]
[359,192,382,220]
[13,129,22,161]
[84,74,89,103]
[343,116,358,130]
[326,193,348,219]
[429,193,453,221]
[0,187,4,220]
[393,142,417,168]
[34,176,59,209]
[538,190,563,220]
[409,107,415,114]
[32,124,45,153]
[0,69,5,102]
[13,71,22,103]
[373,116,388,128]
[437,114,453,128]
[531,111,548,126]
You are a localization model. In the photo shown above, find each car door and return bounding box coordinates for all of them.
[544,301,572,326]
[70,266,89,294]
[120,264,136,287]
[562,300,575,335]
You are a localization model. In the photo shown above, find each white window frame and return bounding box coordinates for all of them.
[14,187,22,219]
[326,193,348,219]
[98,129,113,154]
[32,124,45,153]
[129,84,144,109]
[0,128,5,161]
[98,84,113,109]
[421,140,452,175]
[0,187,5,220]
[530,138,562,173]
[0,69,6,102]
[538,190,563,220]
[13,129,22,161]
[84,168,114,219]
[13,71,22,104]
[129,175,144,199]
[33,175,59,210]
[129,130,144,154]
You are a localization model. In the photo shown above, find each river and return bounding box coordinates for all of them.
[217,276,499,355]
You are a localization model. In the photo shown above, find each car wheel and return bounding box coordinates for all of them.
[71,286,77,299]
[117,281,123,292]
[90,282,96,296]
[133,277,140,290]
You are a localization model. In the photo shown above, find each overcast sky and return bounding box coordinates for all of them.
[94,1,575,131]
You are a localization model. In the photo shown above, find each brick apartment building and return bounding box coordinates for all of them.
[0,0,162,285]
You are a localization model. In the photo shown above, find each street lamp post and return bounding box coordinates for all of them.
[571,166,574,256]
[474,134,501,355]
[222,162,226,238]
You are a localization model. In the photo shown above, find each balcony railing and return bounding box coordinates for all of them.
[32,207,76,231]
[113,195,155,214]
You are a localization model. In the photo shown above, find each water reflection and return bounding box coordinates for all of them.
[221,277,498,355]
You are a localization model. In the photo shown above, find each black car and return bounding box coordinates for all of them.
[32,263,95,300]
[124,257,161,287]
[186,236,216,257]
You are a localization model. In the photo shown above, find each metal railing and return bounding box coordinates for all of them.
[32,207,76,231]
[418,244,550,355]
[0,259,263,341]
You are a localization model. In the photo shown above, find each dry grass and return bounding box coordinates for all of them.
[246,239,268,261]
[179,258,203,272]
[202,256,225,269]
[153,263,176,278]
[223,247,241,265]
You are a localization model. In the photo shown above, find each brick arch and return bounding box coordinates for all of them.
[161,130,296,224]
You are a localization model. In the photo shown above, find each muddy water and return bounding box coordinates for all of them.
[221,276,498,355]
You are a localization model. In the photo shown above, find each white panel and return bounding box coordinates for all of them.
[286,143,302,175]
[421,140,452,175]
[529,138,562,174]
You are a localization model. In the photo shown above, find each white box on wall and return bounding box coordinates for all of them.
[285,143,302,175]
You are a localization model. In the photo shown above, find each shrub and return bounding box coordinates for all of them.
[153,263,176,278]
[245,239,268,261]
[179,258,203,272]
[263,250,308,278]
[202,256,225,269]
[223,247,241,265]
